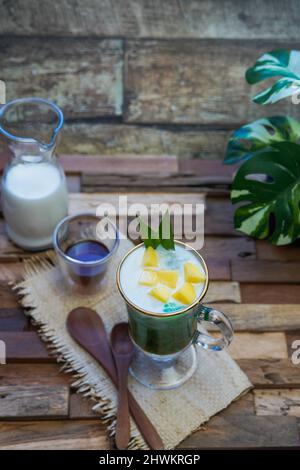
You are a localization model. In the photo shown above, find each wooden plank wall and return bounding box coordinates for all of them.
[0,0,299,158]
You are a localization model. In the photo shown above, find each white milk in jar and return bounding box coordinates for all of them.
[2,160,68,250]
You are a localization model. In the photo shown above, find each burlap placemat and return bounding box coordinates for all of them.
[15,239,252,450]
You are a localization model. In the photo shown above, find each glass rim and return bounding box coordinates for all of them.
[0,97,64,150]
[53,212,120,267]
[116,240,209,318]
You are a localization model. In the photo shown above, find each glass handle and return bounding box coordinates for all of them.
[194,305,234,351]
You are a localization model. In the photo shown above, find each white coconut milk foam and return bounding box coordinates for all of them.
[119,243,207,314]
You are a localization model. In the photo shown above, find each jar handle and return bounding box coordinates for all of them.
[194,305,233,351]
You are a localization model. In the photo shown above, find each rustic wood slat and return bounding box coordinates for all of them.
[200,236,255,260]
[0,284,20,308]
[60,123,231,159]
[0,364,70,386]
[124,39,298,126]
[81,173,231,194]
[205,197,238,236]
[0,385,69,419]
[0,261,24,283]
[227,332,288,360]
[0,153,179,175]
[0,420,108,450]
[256,240,300,262]
[0,332,53,363]
[211,303,300,332]
[69,395,98,420]
[66,175,81,193]
[179,414,300,448]
[241,284,300,304]
[0,309,29,332]
[1,0,299,40]
[254,390,300,417]
[178,159,238,178]
[220,392,255,417]
[0,38,123,119]
[61,154,179,175]
[205,282,241,304]
[69,191,206,214]
[238,359,300,388]
[205,259,231,281]
[232,260,300,283]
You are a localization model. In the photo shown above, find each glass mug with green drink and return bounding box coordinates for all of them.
[117,240,233,390]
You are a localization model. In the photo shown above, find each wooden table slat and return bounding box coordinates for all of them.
[179,414,300,448]
[211,303,300,332]
[254,389,300,417]
[232,259,300,283]
[0,332,53,363]
[0,420,108,450]
[241,283,300,304]
[0,309,29,332]
[0,364,70,386]
[0,385,69,419]
[1,1,299,40]
[238,359,300,388]
[69,395,99,420]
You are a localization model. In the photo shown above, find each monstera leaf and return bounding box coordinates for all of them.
[224,116,300,165]
[246,50,300,104]
[231,142,300,245]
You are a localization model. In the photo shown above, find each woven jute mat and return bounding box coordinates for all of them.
[14,239,252,449]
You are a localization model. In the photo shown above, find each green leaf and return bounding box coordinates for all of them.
[231,142,300,245]
[246,49,300,104]
[138,212,175,250]
[139,217,159,248]
[159,211,175,250]
[224,116,300,165]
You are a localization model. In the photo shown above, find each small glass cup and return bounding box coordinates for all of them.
[53,213,119,294]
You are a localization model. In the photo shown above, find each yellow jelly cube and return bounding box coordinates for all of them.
[149,286,171,303]
[173,282,196,305]
[157,270,179,288]
[142,246,159,267]
[139,270,158,286]
[184,262,206,284]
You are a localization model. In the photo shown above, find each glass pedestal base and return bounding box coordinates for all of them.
[129,344,197,390]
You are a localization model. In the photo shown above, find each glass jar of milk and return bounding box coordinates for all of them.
[0,98,68,250]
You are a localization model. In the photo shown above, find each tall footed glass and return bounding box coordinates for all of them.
[0,98,68,250]
[117,241,234,390]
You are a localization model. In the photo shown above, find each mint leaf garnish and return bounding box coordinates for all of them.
[138,211,175,250]
[159,211,175,250]
[139,217,160,248]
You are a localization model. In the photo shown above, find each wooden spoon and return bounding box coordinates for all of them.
[111,323,134,449]
[66,307,164,450]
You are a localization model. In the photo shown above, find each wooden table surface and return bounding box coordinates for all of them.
[0,154,300,450]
